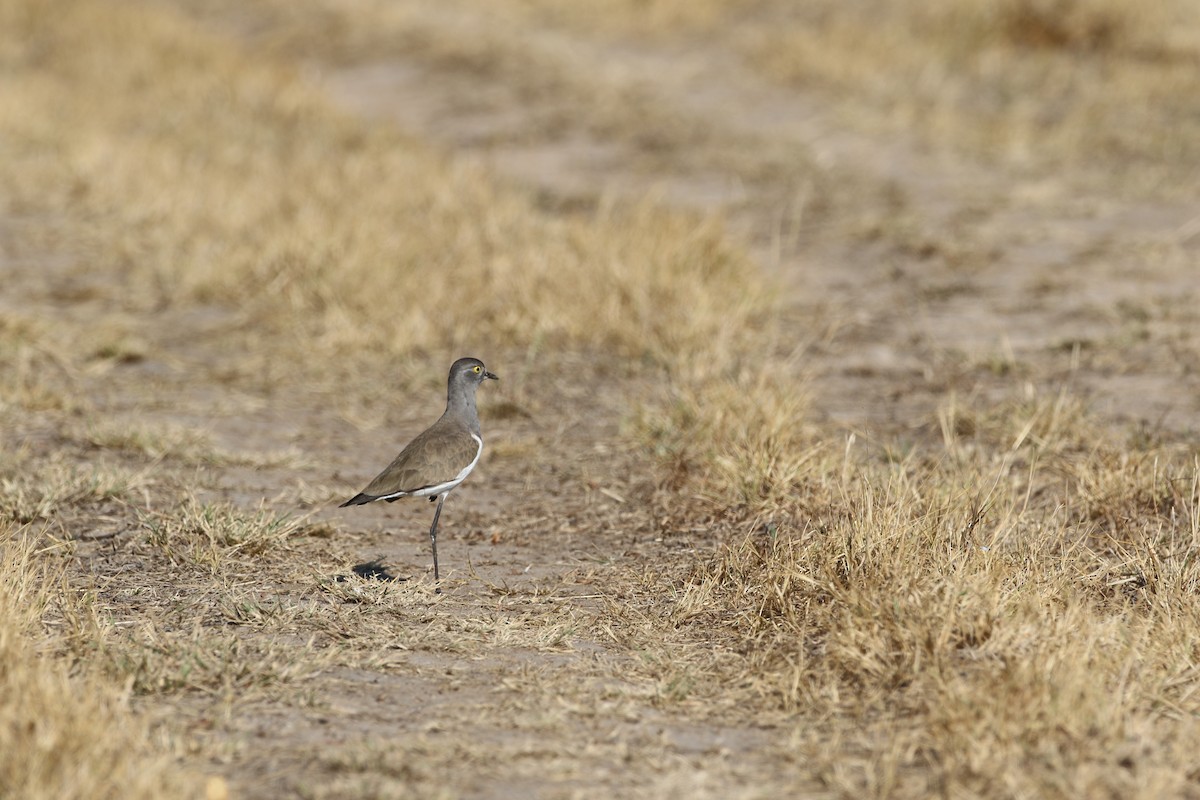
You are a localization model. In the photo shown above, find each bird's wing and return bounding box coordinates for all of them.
[360,421,480,497]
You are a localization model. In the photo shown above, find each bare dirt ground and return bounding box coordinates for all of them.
[5,0,1200,798]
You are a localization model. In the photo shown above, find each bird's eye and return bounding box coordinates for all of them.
[472,366,481,374]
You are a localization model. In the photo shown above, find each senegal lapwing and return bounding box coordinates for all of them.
[341,357,498,586]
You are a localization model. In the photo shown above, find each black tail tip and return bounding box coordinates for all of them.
[339,493,372,507]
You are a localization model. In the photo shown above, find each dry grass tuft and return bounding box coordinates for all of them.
[994,0,1152,52]
[638,366,821,510]
[0,453,147,525]
[0,528,192,799]
[141,499,309,573]
[0,315,79,414]
[743,0,1200,183]
[108,624,324,697]
[661,396,1200,795]
[0,0,769,378]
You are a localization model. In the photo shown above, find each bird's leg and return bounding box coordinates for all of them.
[429,493,446,590]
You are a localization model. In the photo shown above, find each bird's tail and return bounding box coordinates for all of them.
[339,493,375,507]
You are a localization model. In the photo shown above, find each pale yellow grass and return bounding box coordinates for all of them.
[638,368,818,509]
[0,0,767,379]
[141,497,311,573]
[0,528,194,799]
[444,0,1200,189]
[744,0,1200,185]
[446,0,734,38]
[0,451,148,525]
[654,388,1200,796]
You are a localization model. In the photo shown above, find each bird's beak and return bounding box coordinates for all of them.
[484,371,499,381]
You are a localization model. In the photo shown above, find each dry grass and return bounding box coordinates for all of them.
[0,314,80,415]
[0,452,148,526]
[649,389,1200,796]
[742,0,1200,187]
[0,528,194,799]
[437,0,1200,190]
[140,498,311,574]
[0,0,767,379]
[638,367,820,509]
[2,0,1199,797]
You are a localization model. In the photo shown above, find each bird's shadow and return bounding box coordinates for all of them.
[337,558,407,582]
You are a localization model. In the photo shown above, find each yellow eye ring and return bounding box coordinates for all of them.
[472,366,481,374]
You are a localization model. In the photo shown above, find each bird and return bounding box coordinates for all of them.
[340,357,498,586]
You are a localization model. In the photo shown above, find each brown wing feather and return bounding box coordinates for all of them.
[359,418,480,497]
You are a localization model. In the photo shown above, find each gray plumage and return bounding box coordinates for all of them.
[340,357,498,584]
